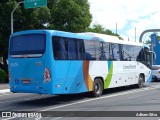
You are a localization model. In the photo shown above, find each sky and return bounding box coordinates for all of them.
[88,0,160,42]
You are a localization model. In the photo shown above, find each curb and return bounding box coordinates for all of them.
[0,89,10,94]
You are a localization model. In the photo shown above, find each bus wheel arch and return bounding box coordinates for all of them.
[138,73,145,88]
[92,77,104,97]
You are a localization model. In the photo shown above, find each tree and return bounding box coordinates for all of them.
[145,33,160,45]
[157,35,160,42]
[0,0,92,82]
[144,39,151,45]
[86,24,123,40]
[47,0,91,32]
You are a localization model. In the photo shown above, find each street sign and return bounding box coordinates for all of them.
[24,0,47,9]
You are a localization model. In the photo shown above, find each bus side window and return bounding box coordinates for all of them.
[84,40,101,60]
[67,39,77,60]
[59,38,67,59]
[122,45,135,61]
[118,44,124,60]
[110,43,120,61]
[77,40,85,60]
[52,36,67,60]
[98,42,106,60]
[52,37,60,59]
[103,42,110,60]
[84,40,96,60]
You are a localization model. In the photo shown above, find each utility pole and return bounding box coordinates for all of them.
[135,27,136,42]
[11,1,24,35]
[116,22,117,34]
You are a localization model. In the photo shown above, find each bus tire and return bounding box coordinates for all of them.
[92,78,103,97]
[138,75,144,88]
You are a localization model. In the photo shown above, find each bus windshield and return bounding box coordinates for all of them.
[10,34,46,57]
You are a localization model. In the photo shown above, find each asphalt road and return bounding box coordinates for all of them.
[0,84,9,90]
[1,82,160,120]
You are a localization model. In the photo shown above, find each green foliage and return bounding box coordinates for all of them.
[47,0,92,32]
[86,24,123,40]
[0,0,92,45]
[153,33,160,42]
[144,40,151,45]
[0,70,7,83]
[145,34,160,45]
[157,35,160,41]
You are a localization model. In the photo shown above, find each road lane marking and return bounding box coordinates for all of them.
[128,89,160,100]
[128,94,148,99]
[0,106,17,111]
[40,87,156,111]
[50,113,74,120]
[0,89,10,94]
[51,117,63,120]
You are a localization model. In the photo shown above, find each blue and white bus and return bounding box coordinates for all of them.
[8,30,152,97]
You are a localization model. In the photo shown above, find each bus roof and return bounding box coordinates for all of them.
[80,32,143,46]
[11,30,94,40]
[11,30,143,46]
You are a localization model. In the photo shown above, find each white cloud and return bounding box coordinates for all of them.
[88,0,160,42]
[127,12,160,42]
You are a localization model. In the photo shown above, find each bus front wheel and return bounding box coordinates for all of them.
[138,75,144,88]
[92,78,103,97]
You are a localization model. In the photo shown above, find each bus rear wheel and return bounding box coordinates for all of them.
[92,78,103,97]
[138,75,144,88]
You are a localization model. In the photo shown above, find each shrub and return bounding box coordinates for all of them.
[0,69,7,83]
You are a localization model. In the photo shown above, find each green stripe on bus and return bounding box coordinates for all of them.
[104,62,113,89]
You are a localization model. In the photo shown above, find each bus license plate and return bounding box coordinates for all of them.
[23,80,30,84]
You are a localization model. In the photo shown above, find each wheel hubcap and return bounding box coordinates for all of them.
[139,76,143,87]
[95,83,100,94]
